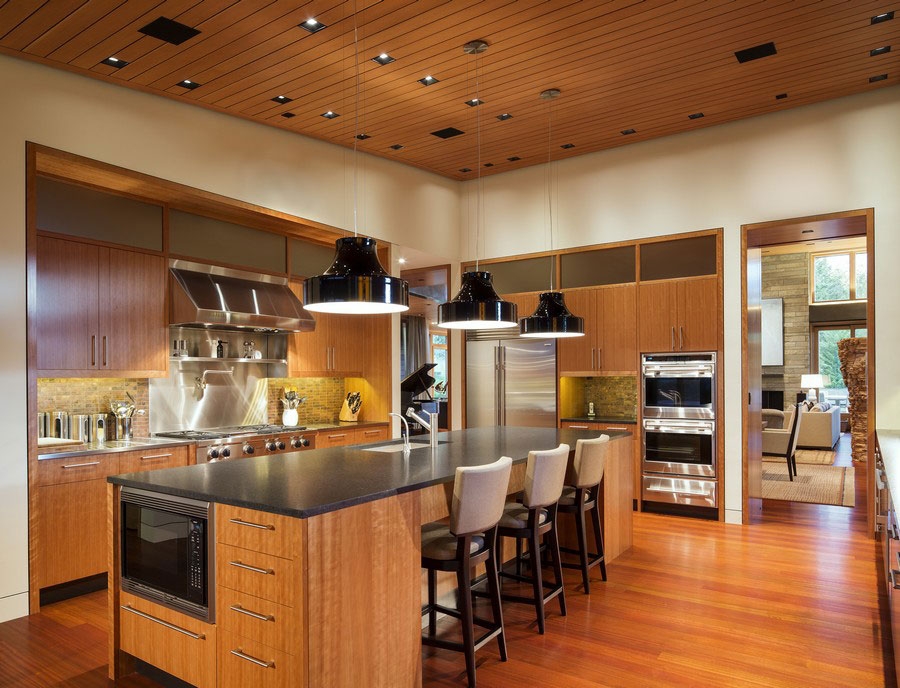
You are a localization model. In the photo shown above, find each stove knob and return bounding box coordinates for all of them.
[221,447,231,458]
[276,440,286,450]
[291,437,309,448]
[243,444,255,455]
[207,448,220,460]
[265,441,277,452]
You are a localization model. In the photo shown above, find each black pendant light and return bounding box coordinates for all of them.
[303,3,408,315]
[519,89,585,339]
[438,39,517,330]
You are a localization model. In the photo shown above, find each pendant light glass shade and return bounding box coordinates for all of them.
[304,236,409,314]
[519,291,585,338]
[438,271,517,329]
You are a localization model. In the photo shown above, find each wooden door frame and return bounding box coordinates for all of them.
[741,209,876,532]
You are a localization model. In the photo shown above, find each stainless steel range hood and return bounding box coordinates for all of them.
[169,260,314,333]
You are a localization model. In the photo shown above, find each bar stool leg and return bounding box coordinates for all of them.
[590,499,607,581]
[515,538,523,576]
[574,502,591,593]
[427,568,438,635]
[485,531,508,662]
[529,529,546,634]
[548,520,567,617]
[456,554,477,687]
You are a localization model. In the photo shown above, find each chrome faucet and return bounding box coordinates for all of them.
[388,412,411,452]
[406,407,439,448]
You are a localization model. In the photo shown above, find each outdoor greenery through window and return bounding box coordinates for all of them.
[431,334,447,399]
[811,250,867,303]
[814,324,867,410]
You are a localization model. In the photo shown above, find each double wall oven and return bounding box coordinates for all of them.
[641,353,717,514]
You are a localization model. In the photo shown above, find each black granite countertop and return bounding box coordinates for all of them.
[561,417,637,425]
[108,426,631,518]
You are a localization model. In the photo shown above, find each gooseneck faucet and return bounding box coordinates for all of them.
[406,407,439,448]
[388,412,411,452]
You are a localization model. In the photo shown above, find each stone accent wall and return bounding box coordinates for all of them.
[37,378,150,437]
[266,378,347,424]
[583,376,638,419]
[761,253,809,411]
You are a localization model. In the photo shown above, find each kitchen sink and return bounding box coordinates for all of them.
[362,441,447,453]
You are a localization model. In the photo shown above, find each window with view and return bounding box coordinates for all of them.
[811,250,867,303]
[813,324,867,411]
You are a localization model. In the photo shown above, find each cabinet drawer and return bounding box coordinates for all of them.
[35,452,117,486]
[217,504,302,559]
[560,421,601,431]
[317,429,357,447]
[217,587,299,654]
[119,592,215,688]
[218,629,300,688]
[356,425,389,444]
[118,445,189,473]
[217,543,296,606]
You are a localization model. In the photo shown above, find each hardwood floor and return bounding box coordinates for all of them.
[1,435,891,687]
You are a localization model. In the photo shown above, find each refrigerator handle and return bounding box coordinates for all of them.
[497,345,506,426]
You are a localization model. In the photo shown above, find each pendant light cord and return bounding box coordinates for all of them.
[547,96,554,291]
[352,0,360,237]
[474,49,482,271]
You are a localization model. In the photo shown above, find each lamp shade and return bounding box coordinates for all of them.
[800,374,826,388]
[304,236,409,314]
[438,271,518,329]
[519,291,585,338]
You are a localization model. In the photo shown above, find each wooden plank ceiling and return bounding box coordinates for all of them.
[1,1,898,180]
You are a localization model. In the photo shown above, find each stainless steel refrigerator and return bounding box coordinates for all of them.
[466,338,557,428]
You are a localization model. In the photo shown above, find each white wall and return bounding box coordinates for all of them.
[0,54,461,621]
[464,85,900,523]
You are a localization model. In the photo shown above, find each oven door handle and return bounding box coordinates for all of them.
[646,425,713,435]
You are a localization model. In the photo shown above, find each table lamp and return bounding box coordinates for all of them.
[800,374,826,403]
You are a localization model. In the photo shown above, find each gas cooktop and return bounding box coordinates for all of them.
[155,424,308,441]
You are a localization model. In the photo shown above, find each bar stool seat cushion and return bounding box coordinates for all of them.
[558,486,590,507]
[499,503,548,529]
[421,523,484,560]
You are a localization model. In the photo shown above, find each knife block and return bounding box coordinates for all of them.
[339,398,360,422]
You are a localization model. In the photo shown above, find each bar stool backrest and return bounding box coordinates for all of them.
[522,444,570,509]
[569,435,610,488]
[450,456,514,536]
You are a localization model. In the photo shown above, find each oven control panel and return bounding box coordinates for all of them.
[198,434,316,463]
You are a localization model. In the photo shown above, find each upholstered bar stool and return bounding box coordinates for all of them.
[421,456,513,688]
[557,435,609,593]
[494,444,569,635]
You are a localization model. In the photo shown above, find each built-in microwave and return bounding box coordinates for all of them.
[120,487,214,622]
[642,352,716,419]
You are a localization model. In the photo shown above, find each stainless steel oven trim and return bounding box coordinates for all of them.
[120,487,215,623]
[642,351,717,420]
[642,419,716,478]
[642,474,718,508]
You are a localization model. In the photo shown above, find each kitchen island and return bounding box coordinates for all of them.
[107,426,633,687]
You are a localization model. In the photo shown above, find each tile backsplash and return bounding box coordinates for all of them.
[37,378,150,437]
[583,376,638,419]
[267,378,347,424]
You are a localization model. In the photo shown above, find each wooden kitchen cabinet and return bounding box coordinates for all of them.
[117,445,189,473]
[638,276,717,353]
[557,285,637,374]
[316,424,390,448]
[35,235,167,376]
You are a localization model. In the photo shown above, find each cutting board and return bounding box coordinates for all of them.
[37,437,85,448]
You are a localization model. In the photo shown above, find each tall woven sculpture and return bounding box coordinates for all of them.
[838,337,867,463]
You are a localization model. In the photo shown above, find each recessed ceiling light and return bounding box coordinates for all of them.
[734,41,777,64]
[870,73,888,83]
[101,56,128,68]
[465,98,484,107]
[497,113,513,121]
[300,18,326,33]
[688,112,704,120]
[459,168,472,173]
[398,258,407,264]
[176,79,201,90]
[139,16,200,45]
[775,93,788,99]
[321,110,340,119]
[356,133,371,140]
[621,129,636,135]
[372,53,395,65]
[418,75,439,86]
[390,144,404,150]
[272,95,293,104]
[872,11,894,24]
[507,156,521,161]
[560,143,575,149]
[871,46,892,57]
[484,162,494,167]
[432,127,465,139]
[281,112,296,118]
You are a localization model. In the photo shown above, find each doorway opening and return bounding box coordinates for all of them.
[741,210,875,529]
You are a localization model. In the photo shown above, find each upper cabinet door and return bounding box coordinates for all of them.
[288,280,329,374]
[35,236,100,372]
[100,247,167,375]
[557,289,597,373]
[638,281,678,353]
[677,277,718,352]
[599,284,637,372]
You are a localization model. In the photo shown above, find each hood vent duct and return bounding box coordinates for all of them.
[169,260,314,333]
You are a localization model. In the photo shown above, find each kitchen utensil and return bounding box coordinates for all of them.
[70,414,92,443]
[116,416,133,441]
[37,412,48,438]
[50,411,69,439]
[339,391,362,422]
[92,413,112,443]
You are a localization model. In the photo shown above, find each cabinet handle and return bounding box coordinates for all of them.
[598,348,602,370]
[140,453,172,460]
[62,461,101,469]
[591,348,595,369]
[229,604,275,622]
[670,326,675,351]
[229,560,274,576]
[102,335,107,366]
[605,426,628,431]
[364,430,381,436]
[328,433,347,439]
[568,425,589,429]
[121,605,205,639]
[679,326,684,351]
[229,517,275,531]
[230,649,275,669]
[91,335,96,367]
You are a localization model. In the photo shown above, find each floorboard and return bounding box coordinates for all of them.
[0,435,892,687]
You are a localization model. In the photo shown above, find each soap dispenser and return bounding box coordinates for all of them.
[588,401,595,418]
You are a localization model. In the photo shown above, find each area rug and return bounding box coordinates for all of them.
[763,448,836,465]
[762,463,854,507]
